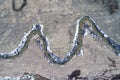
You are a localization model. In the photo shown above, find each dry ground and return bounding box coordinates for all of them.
[0,34,120,80]
[0,0,120,80]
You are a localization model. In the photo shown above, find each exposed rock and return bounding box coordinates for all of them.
[33,73,50,80]
[0,9,9,18]
[0,73,50,80]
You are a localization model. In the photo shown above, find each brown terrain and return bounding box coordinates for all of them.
[0,0,120,80]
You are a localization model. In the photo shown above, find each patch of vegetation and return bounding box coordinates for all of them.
[93,0,119,14]
[106,0,119,14]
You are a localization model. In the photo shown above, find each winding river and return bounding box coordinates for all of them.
[0,16,120,65]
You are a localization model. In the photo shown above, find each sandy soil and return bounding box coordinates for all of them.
[0,34,120,80]
[0,0,120,52]
[0,0,120,80]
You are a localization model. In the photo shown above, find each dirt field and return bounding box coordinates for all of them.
[0,0,120,80]
[0,34,120,80]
